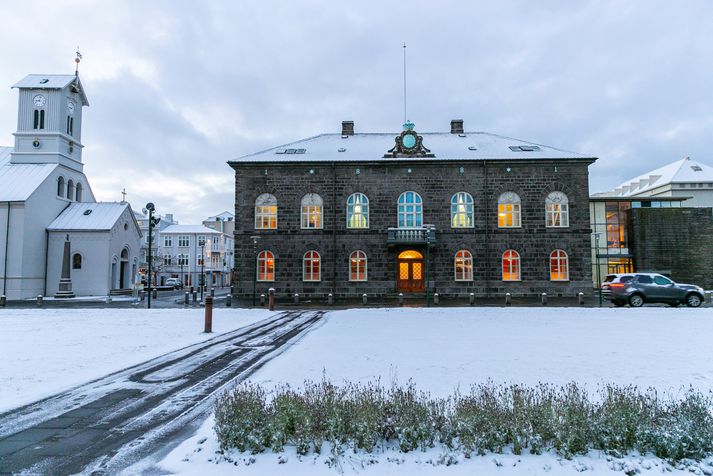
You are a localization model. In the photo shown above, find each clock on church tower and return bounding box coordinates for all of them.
[9,73,90,173]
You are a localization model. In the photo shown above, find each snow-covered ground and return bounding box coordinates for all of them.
[160,307,713,475]
[0,308,275,413]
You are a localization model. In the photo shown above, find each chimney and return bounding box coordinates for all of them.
[341,120,354,136]
[164,213,174,224]
[450,119,464,134]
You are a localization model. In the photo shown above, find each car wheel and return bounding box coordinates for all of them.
[628,294,644,307]
[613,301,625,307]
[685,293,703,308]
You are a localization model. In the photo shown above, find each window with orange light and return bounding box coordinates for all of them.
[257,250,275,282]
[303,250,321,281]
[549,249,569,281]
[498,192,521,227]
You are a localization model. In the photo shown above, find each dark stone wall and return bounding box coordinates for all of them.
[629,207,713,288]
[232,159,593,298]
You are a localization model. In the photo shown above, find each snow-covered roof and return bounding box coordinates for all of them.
[606,157,713,197]
[12,74,89,106]
[48,202,131,231]
[0,146,58,202]
[230,131,594,164]
[206,211,234,220]
[161,224,222,234]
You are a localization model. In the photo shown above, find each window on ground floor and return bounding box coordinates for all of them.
[454,250,473,281]
[502,249,521,281]
[349,250,367,281]
[303,250,321,282]
[549,249,569,281]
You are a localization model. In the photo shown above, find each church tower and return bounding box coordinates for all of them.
[9,73,89,172]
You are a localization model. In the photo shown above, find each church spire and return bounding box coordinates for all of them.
[75,47,82,76]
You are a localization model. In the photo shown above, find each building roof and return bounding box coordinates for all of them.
[0,146,58,202]
[12,74,89,106]
[206,211,234,221]
[229,131,594,164]
[605,157,713,197]
[161,224,222,234]
[48,202,131,231]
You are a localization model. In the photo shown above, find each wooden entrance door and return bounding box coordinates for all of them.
[397,250,425,292]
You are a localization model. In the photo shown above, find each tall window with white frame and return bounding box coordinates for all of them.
[498,192,521,227]
[346,193,369,228]
[164,235,172,247]
[502,249,521,281]
[303,250,321,281]
[545,191,569,227]
[255,193,278,229]
[301,193,323,229]
[257,251,275,282]
[451,192,474,228]
[349,250,367,281]
[550,249,569,281]
[398,191,423,227]
[178,235,189,247]
[454,250,473,281]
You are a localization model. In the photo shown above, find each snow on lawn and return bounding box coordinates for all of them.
[161,306,713,475]
[0,308,275,413]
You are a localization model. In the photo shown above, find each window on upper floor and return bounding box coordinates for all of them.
[255,193,278,229]
[164,255,173,266]
[57,177,65,197]
[346,193,369,229]
[164,236,172,247]
[257,250,275,281]
[454,250,473,281]
[451,192,474,228]
[303,250,321,282]
[197,254,204,266]
[33,109,45,130]
[75,183,82,202]
[398,191,423,228]
[178,235,189,247]
[66,180,74,201]
[349,250,367,281]
[550,250,569,281]
[198,235,206,246]
[502,249,521,281]
[177,254,189,266]
[546,191,569,227]
[301,193,323,229]
[498,192,521,228]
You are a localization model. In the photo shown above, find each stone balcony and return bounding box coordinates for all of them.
[386,226,437,245]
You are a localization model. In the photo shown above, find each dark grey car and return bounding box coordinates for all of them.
[601,273,705,307]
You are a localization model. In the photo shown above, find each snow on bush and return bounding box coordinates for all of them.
[214,380,713,462]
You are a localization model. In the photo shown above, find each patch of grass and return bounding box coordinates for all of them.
[214,380,713,461]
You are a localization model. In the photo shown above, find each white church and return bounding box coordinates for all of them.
[0,71,142,300]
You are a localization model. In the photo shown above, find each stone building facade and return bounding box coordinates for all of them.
[230,121,596,299]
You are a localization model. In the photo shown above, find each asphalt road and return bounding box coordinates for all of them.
[0,310,325,475]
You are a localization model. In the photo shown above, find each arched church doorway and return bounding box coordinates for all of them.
[120,248,129,289]
[397,250,425,292]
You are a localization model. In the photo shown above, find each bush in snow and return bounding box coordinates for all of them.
[214,380,713,462]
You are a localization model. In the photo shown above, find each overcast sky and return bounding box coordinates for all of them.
[1,1,712,223]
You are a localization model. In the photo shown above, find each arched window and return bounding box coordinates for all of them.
[303,251,321,282]
[550,249,569,281]
[451,192,474,228]
[347,193,369,229]
[454,250,473,281]
[257,251,275,282]
[75,183,83,202]
[301,193,323,229]
[545,191,569,227]
[349,250,367,281]
[255,193,277,229]
[502,249,521,281]
[66,179,74,201]
[498,192,521,227]
[57,177,65,197]
[72,253,82,269]
[398,191,423,227]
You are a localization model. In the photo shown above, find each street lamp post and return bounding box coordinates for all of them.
[145,203,159,309]
[425,231,431,308]
[200,241,205,301]
[180,261,184,287]
[594,232,603,307]
[251,236,260,306]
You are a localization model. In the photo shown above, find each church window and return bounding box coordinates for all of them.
[57,177,65,197]
[303,250,321,282]
[502,249,521,281]
[66,180,75,201]
[546,191,569,227]
[164,236,172,247]
[349,250,367,281]
[451,192,474,228]
[550,249,569,281]
[255,193,277,229]
[498,192,521,227]
[66,116,71,134]
[398,191,423,227]
[75,183,82,202]
[301,193,323,229]
[33,109,45,130]
[72,253,82,270]
[178,236,189,247]
[346,193,369,228]
[454,250,473,281]
[70,117,74,136]
[257,250,275,282]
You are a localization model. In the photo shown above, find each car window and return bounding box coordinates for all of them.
[603,275,617,283]
[654,276,673,285]
[636,275,653,284]
[620,276,634,283]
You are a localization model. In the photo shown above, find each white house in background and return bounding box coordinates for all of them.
[158,224,233,288]
[0,72,141,299]
[135,211,178,276]
[596,157,713,207]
